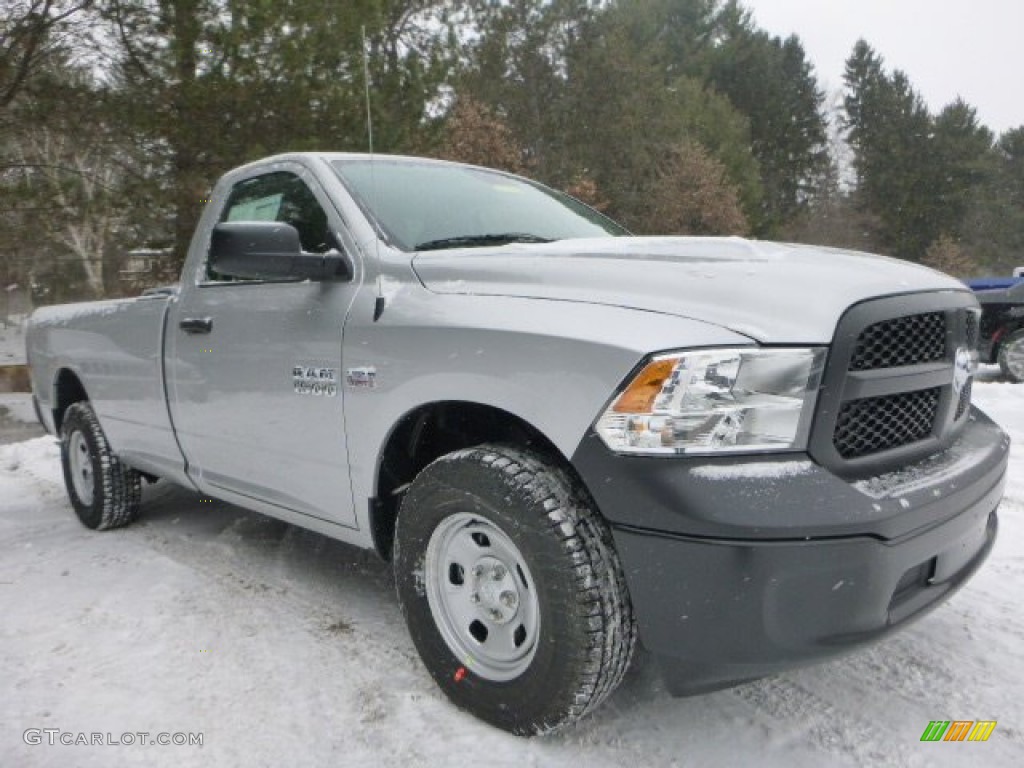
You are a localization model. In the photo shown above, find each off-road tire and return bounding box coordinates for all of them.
[60,401,141,530]
[998,329,1024,383]
[394,444,636,735]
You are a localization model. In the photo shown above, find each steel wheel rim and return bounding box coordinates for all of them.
[424,511,541,682]
[1006,338,1024,380]
[68,431,94,506]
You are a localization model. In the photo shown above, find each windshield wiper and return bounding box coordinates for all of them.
[414,233,556,251]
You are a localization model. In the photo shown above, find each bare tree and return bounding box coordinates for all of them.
[0,0,94,111]
[639,140,749,236]
[922,234,979,279]
[435,96,530,174]
[12,127,122,298]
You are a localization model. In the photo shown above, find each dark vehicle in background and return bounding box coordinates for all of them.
[966,273,1024,381]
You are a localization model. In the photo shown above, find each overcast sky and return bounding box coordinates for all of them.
[740,0,1024,136]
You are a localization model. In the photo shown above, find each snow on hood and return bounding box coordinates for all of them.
[412,237,971,344]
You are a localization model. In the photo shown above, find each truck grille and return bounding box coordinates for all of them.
[965,311,979,348]
[849,312,946,370]
[834,388,941,459]
[811,296,979,477]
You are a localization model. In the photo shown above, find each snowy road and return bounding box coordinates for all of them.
[1,376,1022,767]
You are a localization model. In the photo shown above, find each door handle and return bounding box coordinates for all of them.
[179,317,213,334]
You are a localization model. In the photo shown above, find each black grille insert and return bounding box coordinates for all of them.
[849,313,946,371]
[833,388,940,459]
[965,312,979,349]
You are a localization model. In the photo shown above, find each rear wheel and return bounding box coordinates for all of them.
[60,401,141,530]
[394,444,636,735]
[998,329,1024,382]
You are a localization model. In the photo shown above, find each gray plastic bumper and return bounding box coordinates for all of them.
[571,409,1007,695]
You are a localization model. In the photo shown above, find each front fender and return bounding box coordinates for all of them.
[342,288,751,534]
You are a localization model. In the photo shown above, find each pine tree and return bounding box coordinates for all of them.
[706,2,829,235]
[925,99,995,243]
[96,0,454,271]
[455,0,597,184]
[843,41,933,259]
[962,126,1024,272]
[555,1,761,230]
[844,40,1002,262]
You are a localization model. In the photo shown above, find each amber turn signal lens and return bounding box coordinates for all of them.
[612,358,676,413]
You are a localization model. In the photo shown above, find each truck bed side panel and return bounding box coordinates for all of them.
[29,296,187,483]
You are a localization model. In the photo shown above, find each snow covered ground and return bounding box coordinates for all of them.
[0,393,44,445]
[1,374,1021,767]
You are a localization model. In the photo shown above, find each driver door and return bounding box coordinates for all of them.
[167,165,360,527]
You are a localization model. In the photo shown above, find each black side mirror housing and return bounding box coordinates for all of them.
[209,222,352,281]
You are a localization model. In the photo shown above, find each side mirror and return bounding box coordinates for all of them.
[209,222,352,281]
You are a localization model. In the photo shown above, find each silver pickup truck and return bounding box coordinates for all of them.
[26,153,1008,735]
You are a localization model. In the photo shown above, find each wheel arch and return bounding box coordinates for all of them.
[52,367,89,435]
[370,400,589,560]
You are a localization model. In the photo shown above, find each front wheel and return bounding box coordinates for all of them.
[394,444,636,735]
[60,401,141,530]
[998,329,1024,382]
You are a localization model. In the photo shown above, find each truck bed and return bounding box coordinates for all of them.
[27,294,187,484]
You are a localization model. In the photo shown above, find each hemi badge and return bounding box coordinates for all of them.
[346,367,377,389]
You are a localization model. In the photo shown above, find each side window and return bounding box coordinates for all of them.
[209,171,332,281]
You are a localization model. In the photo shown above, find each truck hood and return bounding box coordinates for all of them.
[411,237,970,344]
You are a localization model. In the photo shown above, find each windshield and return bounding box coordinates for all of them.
[330,158,628,251]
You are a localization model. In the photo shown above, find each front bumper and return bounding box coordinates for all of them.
[571,408,1008,695]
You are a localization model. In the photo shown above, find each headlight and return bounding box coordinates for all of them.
[595,348,826,455]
